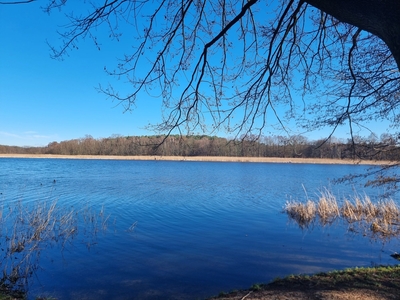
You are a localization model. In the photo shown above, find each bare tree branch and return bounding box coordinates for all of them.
[0,0,34,4]
[17,0,400,189]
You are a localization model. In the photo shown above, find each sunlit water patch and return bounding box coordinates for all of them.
[0,158,398,299]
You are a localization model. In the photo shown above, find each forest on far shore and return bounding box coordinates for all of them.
[1,134,399,161]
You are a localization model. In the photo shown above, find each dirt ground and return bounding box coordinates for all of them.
[209,288,396,300]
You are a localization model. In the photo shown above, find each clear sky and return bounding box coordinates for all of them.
[0,2,389,147]
[0,2,166,147]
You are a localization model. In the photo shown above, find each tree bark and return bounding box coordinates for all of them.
[305,0,400,70]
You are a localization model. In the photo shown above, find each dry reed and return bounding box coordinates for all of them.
[317,189,340,224]
[284,191,400,239]
[284,200,316,228]
[0,194,111,295]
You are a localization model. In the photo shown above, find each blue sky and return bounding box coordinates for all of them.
[0,2,389,147]
[0,2,165,147]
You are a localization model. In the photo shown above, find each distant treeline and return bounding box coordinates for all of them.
[1,134,400,160]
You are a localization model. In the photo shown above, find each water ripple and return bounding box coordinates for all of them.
[0,158,396,300]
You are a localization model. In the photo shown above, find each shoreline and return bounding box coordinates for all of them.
[208,264,400,300]
[0,154,393,165]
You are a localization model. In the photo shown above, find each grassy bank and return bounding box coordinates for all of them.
[209,264,400,299]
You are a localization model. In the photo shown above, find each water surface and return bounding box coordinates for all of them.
[0,158,398,299]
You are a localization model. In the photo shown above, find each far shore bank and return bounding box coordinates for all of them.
[0,154,393,165]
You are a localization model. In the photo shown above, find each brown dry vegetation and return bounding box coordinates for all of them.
[0,197,110,298]
[0,153,392,166]
[284,192,400,239]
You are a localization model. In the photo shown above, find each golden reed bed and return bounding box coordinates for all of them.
[0,154,392,165]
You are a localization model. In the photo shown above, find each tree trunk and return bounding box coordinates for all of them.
[305,0,400,70]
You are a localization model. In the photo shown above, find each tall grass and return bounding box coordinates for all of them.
[0,192,111,296]
[284,190,400,239]
[317,189,340,225]
[284,200,316,227]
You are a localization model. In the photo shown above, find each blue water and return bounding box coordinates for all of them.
[0,158,398,299]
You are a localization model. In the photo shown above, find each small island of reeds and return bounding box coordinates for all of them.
[284,190,400,239]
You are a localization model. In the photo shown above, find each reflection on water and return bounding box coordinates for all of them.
[0,158,399,299]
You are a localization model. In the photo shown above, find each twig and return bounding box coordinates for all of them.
[241,291,253,300]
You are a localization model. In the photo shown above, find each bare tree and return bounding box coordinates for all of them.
[4,0,400,187]
[38,0,399,139]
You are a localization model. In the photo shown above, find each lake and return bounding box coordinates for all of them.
[0,158,399,299]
